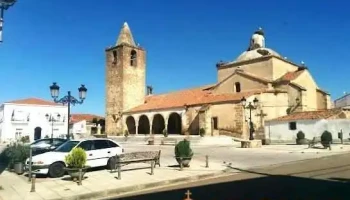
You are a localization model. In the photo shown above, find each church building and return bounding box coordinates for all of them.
[105,22,331,140]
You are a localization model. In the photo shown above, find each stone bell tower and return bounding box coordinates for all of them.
[105,22,146,135]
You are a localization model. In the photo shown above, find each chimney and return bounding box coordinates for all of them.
[147,85,153,95]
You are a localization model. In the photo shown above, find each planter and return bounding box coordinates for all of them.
[321,141,331,148]
[64,167,89,181]
[296,138,308,145]
[176,157,192,167]
[14,162,24,175]
[148,140,154,145]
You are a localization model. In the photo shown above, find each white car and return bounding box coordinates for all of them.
[25,138,123,178]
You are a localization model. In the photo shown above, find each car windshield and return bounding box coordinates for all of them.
[54,141,80,152]
[31,139,51,145]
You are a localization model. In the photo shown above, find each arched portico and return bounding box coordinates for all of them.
[167,112,182,134]
[138,115,150,134]
[152,114,165,134]
[126,116,136,134]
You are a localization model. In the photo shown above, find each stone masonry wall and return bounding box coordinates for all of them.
[105,45,146,135]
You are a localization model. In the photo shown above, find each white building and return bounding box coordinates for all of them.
[70,114,104,136]
[264,108,350,144]
[0,98,68,143]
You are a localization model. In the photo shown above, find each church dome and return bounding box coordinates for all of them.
[235,28,282,62]
[236,48,281,62]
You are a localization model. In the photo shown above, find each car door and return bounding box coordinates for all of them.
[92,140,112,167]
[76,140,97,167]
[107,140,123,156]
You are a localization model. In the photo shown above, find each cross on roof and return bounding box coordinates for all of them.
[184,190,193,200]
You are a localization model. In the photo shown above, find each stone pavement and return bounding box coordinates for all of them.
[0,158,226,200]
[124,142,350,169]
[1,142,350,200]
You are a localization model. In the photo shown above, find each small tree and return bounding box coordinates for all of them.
[321,130,333,148]
[65,147,87,169]
[175,139,193,159]
[296,131,307,145]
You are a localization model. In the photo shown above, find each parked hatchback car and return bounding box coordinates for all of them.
[30,138,67,156]
[25,138,123,178]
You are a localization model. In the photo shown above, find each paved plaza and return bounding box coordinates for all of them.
[1,141,350,200]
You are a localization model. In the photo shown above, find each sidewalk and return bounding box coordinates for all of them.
[0,159,227,200]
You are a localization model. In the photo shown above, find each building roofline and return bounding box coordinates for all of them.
[333,93,350,102]
[216,55,303,70]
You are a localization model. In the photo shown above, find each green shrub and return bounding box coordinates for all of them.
[44,135,49,139]
[321,130,333,143]
[199,128,205,137]
[175,139,193,159]
[163,129,168,137]
[20,136,30,143]
[0,143,30,168]
[296,131,305,140]
[65,147,87,168]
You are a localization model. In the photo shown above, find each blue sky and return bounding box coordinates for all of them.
[0,0,349,116]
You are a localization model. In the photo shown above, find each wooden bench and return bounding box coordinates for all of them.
[111,150,161,179]
[161,138,178,145]
[308,137,331,150]
[308,137,321,148]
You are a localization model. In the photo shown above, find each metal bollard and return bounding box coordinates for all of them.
[205,155,209,168]
[151,161,154,175]
[30,174,36,192]
[117,156,121,180]
[28,148,32,182]
[78,169,82,186]
[180,158,183,171]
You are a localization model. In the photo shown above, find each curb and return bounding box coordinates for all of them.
[60,170,227,200]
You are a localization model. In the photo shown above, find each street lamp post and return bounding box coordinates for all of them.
[49,82,87,140]
[45,113,61,139]
[0,0,16,43]
[241,97,259,141]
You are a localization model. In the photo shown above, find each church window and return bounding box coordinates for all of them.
[112,50,117,63]
[212,117,218,130]
[235,82,241,93]
[289,122,297,130]
[130,50,137,66]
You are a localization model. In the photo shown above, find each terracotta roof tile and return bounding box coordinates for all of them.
[276,69,305,82]
[126,86,286,113]
[6,98,60,106]
[268,108,343,122]
[71,114,104,123]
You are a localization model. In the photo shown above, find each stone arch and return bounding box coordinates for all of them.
[167,112,182,134]
[152,114,165,134]
[126,116,136,134]
[138,115,150,134]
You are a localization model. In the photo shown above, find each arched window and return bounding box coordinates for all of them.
[235,82,241,93]
[130,50,137,66]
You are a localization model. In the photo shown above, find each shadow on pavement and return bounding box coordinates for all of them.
[113,175,350,200]
[111,165,350,200]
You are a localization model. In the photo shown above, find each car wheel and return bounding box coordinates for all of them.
[106,157,116,170]
[48,162,65,178]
